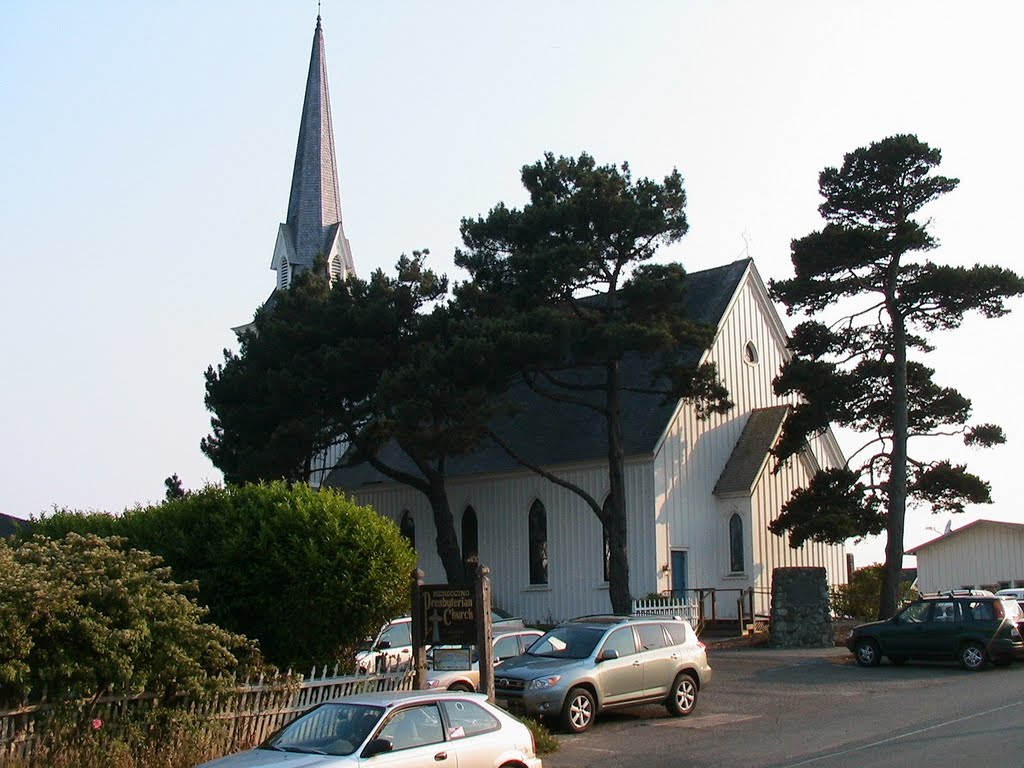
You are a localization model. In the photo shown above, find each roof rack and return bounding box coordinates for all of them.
[568,614,631,624]
[920,589,994,598]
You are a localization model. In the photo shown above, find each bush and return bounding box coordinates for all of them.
[520,716,559,754]
[832,564,917,622]
[29,482,417,669]
[0,534,254,705]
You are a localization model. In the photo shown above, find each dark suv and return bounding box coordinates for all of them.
[846,590,1024,670]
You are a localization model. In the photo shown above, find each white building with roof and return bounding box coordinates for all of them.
[244,15,851,624]
[906,520,1024,593]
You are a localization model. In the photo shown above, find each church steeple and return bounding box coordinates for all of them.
[271,15,354,290]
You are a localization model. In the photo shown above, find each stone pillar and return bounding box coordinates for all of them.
[769,567,835,648]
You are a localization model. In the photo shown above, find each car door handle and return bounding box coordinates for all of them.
[633,660,641,667]
[434,752,448,761]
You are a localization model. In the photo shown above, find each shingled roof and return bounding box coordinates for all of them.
[713,405,789,496]
[0,512,30,539]
[325,258,752,489]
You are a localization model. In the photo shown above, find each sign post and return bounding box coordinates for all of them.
[475,564,495,702]
[410,568,427,690]
[411,563,495,698]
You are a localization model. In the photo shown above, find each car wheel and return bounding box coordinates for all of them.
[560,687,596,733]
[665,672,698,717]
[448,682,474,692]
[887,655,908,666]
[960,642,988,671]
[854,638,881,667]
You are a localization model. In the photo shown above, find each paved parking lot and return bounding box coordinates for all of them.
[541,645,1024,768]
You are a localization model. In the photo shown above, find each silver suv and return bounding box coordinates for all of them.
[494,615,712,733]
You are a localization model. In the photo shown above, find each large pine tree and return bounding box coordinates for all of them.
[456,152,732,614]
[769,135,1024,618]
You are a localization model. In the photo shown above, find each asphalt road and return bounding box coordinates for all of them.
[540,646,1024,768]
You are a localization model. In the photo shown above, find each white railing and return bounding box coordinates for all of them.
[632,595,702,630]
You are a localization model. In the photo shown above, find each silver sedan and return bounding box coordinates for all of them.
[196,689,542,768]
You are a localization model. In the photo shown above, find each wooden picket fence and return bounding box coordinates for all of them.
[0,666,414,761]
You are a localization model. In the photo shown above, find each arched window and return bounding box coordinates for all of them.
[729,513,744,573]
[743,341,759,365]
[528,500,548,585]
[462,506,479,564]
[329,254,344,284]
[399,510,415,550]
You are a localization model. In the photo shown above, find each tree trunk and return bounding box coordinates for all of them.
[604,361,632,615]
[427,475,469,584]
[881,302,909,619]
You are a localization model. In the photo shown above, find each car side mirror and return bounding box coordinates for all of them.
[599,649,620,662]
[377,641,391,650]
[362,738,394,758]
[890,617,899,624]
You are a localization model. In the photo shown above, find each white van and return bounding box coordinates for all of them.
[355,616,413,674]
[355,611,526,674]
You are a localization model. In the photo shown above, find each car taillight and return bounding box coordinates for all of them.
[697,641,707,651]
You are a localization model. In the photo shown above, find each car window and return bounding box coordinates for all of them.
[518,632,543,653]
[931,601,957,623]
[264,703,383,756]
[378,621,411,648]
[493,635,520,660]
[377,704,444,750]
[637,623,668,651]
[663,622,689,646]
[600,627,638,657]
[440,699,500,739]
[529,626,605,659]
[897,602,931,624]
[963,600,995,622]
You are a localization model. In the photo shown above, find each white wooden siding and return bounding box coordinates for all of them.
[351,459,656,625]
[349,264,849,623]
[652,268,847,616]
[912,523,1024,592]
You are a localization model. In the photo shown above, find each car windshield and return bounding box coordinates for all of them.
[528,626,605,659]
[261,702,384,756]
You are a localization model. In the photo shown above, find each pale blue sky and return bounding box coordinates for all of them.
[2,1,1022,568]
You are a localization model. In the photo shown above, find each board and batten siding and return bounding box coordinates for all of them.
[351,459,656,624]
[652,267,847,614]
[911,522,1024,593]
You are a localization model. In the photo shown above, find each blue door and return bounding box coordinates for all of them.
[670,550,688,597]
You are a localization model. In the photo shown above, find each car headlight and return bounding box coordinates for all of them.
[526,675,562,690]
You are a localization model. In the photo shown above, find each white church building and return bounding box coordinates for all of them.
[250,16,850,624]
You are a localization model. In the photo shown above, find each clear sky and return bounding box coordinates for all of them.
[2,1,1022,569]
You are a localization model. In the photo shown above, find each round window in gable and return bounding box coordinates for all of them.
[743,341,759,365]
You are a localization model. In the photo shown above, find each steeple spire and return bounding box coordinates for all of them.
[271,14,354,289]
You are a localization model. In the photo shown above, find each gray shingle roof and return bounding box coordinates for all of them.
[713,405,790,495]
[0,513,30,539]
[325,259,752,489]
[283,17,347,270]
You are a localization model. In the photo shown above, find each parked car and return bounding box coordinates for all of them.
[493,615,712,733]
[427,627,544,692]
[356,611,527,674]
[846,590,1024,670]
[996,588,1024,613]
[195,689,542,768]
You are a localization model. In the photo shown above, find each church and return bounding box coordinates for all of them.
[248,16,849,624]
